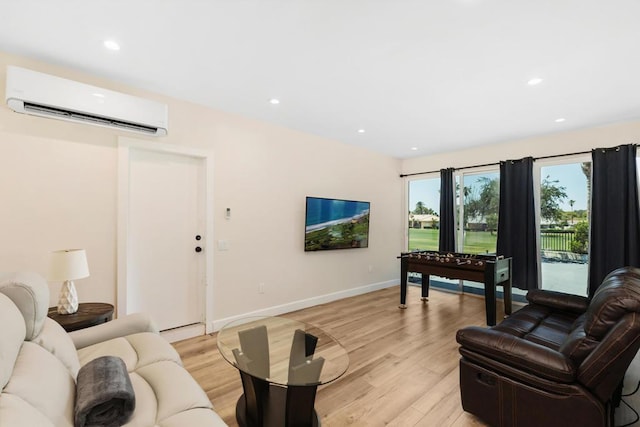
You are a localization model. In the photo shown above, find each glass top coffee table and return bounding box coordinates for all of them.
[217,316,349,426]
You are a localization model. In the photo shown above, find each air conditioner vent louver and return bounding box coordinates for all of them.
[5,66,168,136]
[23,102,159,134]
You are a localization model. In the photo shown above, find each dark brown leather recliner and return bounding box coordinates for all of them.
[456,266,640,427]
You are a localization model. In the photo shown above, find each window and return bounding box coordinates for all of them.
[408,177,440,251]
[406,169,501,255]
[538,160,591,296]
[456,170,500,293]
[459,171,499,255]
[404,158,592,298]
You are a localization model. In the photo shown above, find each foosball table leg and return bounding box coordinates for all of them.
[421,297,428,302]
[398,304,408,309]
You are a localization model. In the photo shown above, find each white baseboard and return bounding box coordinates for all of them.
[160,323,205,343]
[211,279,397,332]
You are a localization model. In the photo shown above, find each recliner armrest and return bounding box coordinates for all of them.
[69,313,158,350]
[526,289,589,314]
[456,326,576,383]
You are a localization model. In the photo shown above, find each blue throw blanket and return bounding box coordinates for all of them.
[75,356,135,427]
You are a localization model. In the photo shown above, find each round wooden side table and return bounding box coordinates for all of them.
[47,302,115,332]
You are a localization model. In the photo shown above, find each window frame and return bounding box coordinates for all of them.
[455,165,501,254]
[405,173,440,251]
[534,154,591,296]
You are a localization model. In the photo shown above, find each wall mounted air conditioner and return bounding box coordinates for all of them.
[5,66,168,136]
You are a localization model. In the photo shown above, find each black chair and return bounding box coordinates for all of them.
[456,267,640,427]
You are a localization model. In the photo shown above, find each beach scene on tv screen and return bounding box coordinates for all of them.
[305,198,370,251]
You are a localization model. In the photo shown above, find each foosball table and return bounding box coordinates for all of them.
[398,251,512,326]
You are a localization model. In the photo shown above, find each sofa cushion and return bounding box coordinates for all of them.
[526,288,590,313]
[70,313,158,350]
[83,361,219,427]
[126,361,213,426]
[584,267,640,338]
[493,303,580,351]
[3,341,75,427]
[0,294,26,390]
[159,408,227,427]
[77,332,182,372]
[0,272,49,340]
[124,372,156,427]
[0,393,55,427]
[493,304,551,338]
[31,318,81,378]
[558,314,599,364]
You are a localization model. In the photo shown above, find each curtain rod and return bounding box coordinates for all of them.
[399,149,592,178]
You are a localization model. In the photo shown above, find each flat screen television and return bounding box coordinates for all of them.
[304,196,370,251]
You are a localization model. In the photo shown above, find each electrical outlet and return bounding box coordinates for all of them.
[258,283,265,294]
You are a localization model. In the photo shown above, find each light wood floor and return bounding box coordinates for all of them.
[173,286,503,426]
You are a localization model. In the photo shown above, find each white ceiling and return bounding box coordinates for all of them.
[1,1,640,159]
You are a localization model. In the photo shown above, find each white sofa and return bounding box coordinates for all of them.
[0,272,227,426]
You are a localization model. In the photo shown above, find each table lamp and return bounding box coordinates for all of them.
[49,249,90,315]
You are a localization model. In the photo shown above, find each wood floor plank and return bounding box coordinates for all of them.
[411,366,460,414]
[385,406,428,427]
[172,285,494,426]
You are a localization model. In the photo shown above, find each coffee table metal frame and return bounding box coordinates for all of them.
[217,316,349,427]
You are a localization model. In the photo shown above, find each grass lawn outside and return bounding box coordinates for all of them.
[408,228,497,254]
[408,228,582,255]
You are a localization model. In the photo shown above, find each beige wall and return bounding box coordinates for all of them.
[402,121,640,174]
[3,48,637,326]
[0,51,404,324]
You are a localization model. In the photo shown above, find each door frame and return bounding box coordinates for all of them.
[117,137,215,333]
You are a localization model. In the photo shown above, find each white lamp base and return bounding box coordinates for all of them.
[57,280,78,314]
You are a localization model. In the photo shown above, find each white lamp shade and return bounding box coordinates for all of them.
[48,249,90,281]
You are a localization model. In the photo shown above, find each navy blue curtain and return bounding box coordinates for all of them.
[439,168,456,252]
[588,144,640,296]
[496,157,539,290]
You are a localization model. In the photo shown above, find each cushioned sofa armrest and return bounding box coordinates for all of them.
[69,313,158,350]
[456,326,576,383]
[526,289,589,314]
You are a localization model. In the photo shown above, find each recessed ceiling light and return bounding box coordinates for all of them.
[411,147,418,151]
[357,129,365,133]
[555,118,566,123]
[103,40,120,51]
[269,98,280,105]
[527,77,543,86]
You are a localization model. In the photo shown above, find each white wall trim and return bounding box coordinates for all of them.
[211,279,397,331]
[160,324,206,343]
[117,137,215,333]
